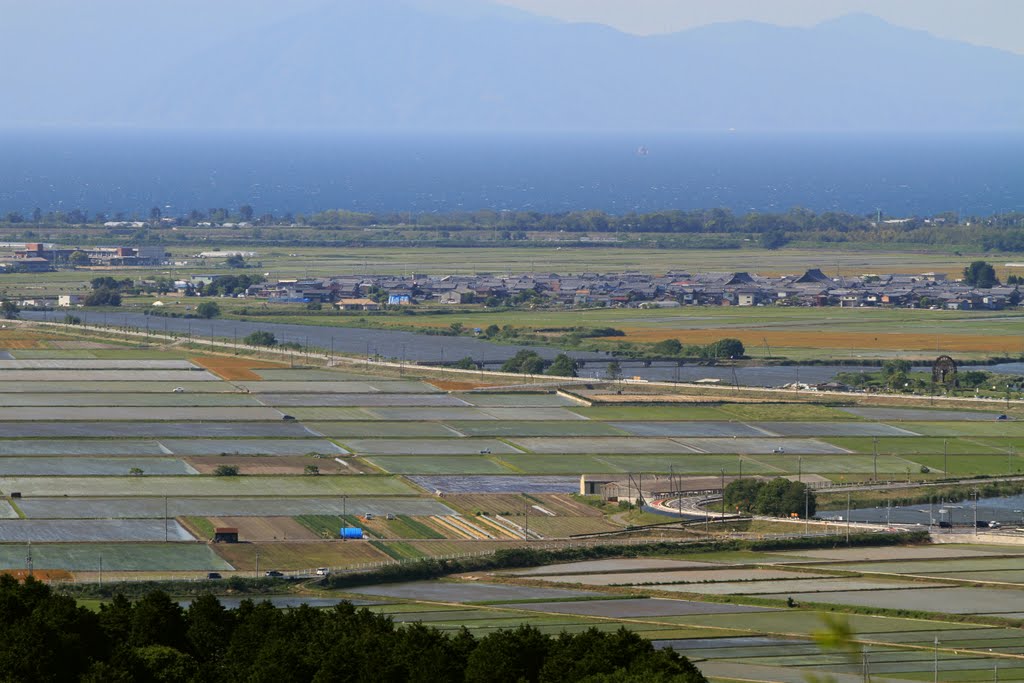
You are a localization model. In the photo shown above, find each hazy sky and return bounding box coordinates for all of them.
[495,0,1024,54]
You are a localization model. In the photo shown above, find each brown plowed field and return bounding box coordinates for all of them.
[444,493,534,516]
[1,569,73,581]
[207,516,318,541]
[190,356,288,380]
[0,329,55,349]
[185,456,356,475]
[532,494,606,517]
[522,517,619,537]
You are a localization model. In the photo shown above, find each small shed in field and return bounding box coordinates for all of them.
[213,527,239,543]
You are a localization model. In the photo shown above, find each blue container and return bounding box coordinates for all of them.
[340,527,364,539]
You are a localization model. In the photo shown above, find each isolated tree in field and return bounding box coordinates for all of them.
[545,353,577,377]
[881,359,911,390]
[213,465,239,476]
[607,360,622,381]
[501,349,544,374]
[195,301,220,319]
[963,260,998,288]
[706,338,745,359]
[1,300,19,320]
[724,478,814,518]
[723,478,763,513]
[243,331,276,347]
[83,288,121,307]
[225,254,246,268]
[651,338,682,355]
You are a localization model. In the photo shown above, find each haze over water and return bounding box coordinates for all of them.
[1,130,1021,217]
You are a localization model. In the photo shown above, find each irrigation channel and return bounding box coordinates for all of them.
[22,311,1024,386]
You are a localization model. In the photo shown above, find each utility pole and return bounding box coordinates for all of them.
[721,469,726,520]
[873,437,878,481]
[846,491,851,544]
[805,486,809,534]
[974,490,979,536]
[524,495,530,540]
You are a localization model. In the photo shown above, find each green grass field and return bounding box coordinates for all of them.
[365,455,516,475]
[569,406,734,421]
[718,403,859,421]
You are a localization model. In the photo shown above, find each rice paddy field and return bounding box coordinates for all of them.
[9,328,1024,679]
[318,541,1024,681]
[2,343,1016,513]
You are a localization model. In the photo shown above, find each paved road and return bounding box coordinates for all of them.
[22,310,610,364]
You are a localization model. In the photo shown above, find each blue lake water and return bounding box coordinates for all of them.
[0,130,1021,216]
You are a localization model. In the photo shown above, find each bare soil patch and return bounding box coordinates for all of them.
[190,355,288,380]
[207,516,319,542]
[0,569,73,582]
[184,456,357,475]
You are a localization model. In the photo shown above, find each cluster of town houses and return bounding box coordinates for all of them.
[246,269,1022,311]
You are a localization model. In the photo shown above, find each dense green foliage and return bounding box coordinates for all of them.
[649,338,745,359]
[84,288,122,307]
[195,302,221,319]
[1,300,20,319]
[4,207,1023,251]
[243,331,277,347]
[0,577,706,682]
[724,478,816,518]
[196,275,263,297]
[963,260,998,288]
[501,349,545,374]
[545,353,578,377]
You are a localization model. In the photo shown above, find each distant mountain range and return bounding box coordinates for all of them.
[2,1,1021,131]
